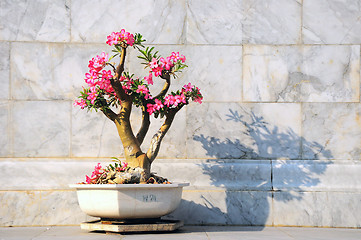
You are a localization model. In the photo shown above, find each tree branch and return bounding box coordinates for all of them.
[110,46,128,101]
[136,106,150,146]
[101,107,118,122]
[154,73,171,99]
[146,104,184,163]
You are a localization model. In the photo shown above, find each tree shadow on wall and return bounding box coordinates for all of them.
[168,109,333,228]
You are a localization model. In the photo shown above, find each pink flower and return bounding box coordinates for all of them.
[152,67,163,77]
[116,161,129,172]
[144,73,153,85]
[74,99,87,109]
[164,95,175,107]
[149,58,158,69]
[86,175,92,184]
[87,87,98,104]
[147,104,155,115]
[183,83,194,92]
[106,32,120,46]
[154,99,164,110]
[159,57,173,71]
[84,71,98,87]
[101,70,113,80]
[170,52,186,63]
[88,52,109,72]
[194,97,203,104]
[174,93,186,106]
[106,30,134,46]
[136,85,149,95]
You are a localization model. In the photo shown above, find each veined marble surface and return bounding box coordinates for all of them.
[0,102,10,157]
[71,0,186,44]
[187,103,302,159]
[187,0,301,44]
[302,103,361,160]
[243,45,360,102]
[71,108,123,158]
[0,0,70,42]
[0,190,94,226]
[12,101,71,157]
[303,0,361,44]
[274,192,361,227]
[11,42,107,100]
[170,190,273,225]
[0,42,10,100]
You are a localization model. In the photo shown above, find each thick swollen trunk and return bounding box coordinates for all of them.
[115,118,151,180]
[114,101,152,180]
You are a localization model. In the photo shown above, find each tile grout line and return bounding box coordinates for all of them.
[8,41,14,158]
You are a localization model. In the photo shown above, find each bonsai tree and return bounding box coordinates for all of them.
[74,29,202,184]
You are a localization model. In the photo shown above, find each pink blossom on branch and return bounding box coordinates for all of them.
[164,95,175,107]
[88,52,109,73]
[136,85,149,95]
[144,73,153,85]
[74,99,87,109]
[147,103,156,115]
[106,29,135,46]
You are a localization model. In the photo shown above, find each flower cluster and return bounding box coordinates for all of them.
[146,82,203,115]
[146,52,186,81]
[85,163,104,184]
[74,52,115,109]
[84,161,129,184]
[106,29,135,46]
[74,30,202,118]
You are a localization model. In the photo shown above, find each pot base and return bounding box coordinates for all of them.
[81,219,184,233]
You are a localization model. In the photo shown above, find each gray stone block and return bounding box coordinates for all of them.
[273,192,361,228]
[13,101,71,157]
[303,0,361,44]
[243,45,360,102]
[71,0,186,44]
[0,0,70,42]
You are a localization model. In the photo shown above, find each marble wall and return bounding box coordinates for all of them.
[0,0,360,228]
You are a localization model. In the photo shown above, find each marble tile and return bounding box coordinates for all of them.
[0,101,10,157]
[71,0,186,44]
[301,45,360,102]
[242,0,301,44]
[71,107,123,157]
[182,45,242,102]
[303,0,361,44]
[302,103,361,160]
[169,190,273,225]
[11,43,73,100]
[55,43,108,100]
[187,0,301,45]
[0,161,108,190]
[0,190,94,226]
[152,160,271,191]
[0,0,70,42]
[243,45,360,102]
[187,0,243,44]
[273,192,361,227]
[13,101,71,157]
[273,160,361,192]
[187,103,301,159]
[0,42,10,99]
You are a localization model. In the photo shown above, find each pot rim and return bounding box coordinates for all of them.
[69,182,189,189]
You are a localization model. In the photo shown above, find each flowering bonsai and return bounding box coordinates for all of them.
[74,29,203,184]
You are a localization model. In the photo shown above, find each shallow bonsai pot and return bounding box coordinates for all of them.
[69,183,189,219]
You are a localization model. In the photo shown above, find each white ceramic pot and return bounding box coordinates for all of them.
[69,183,189,219]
